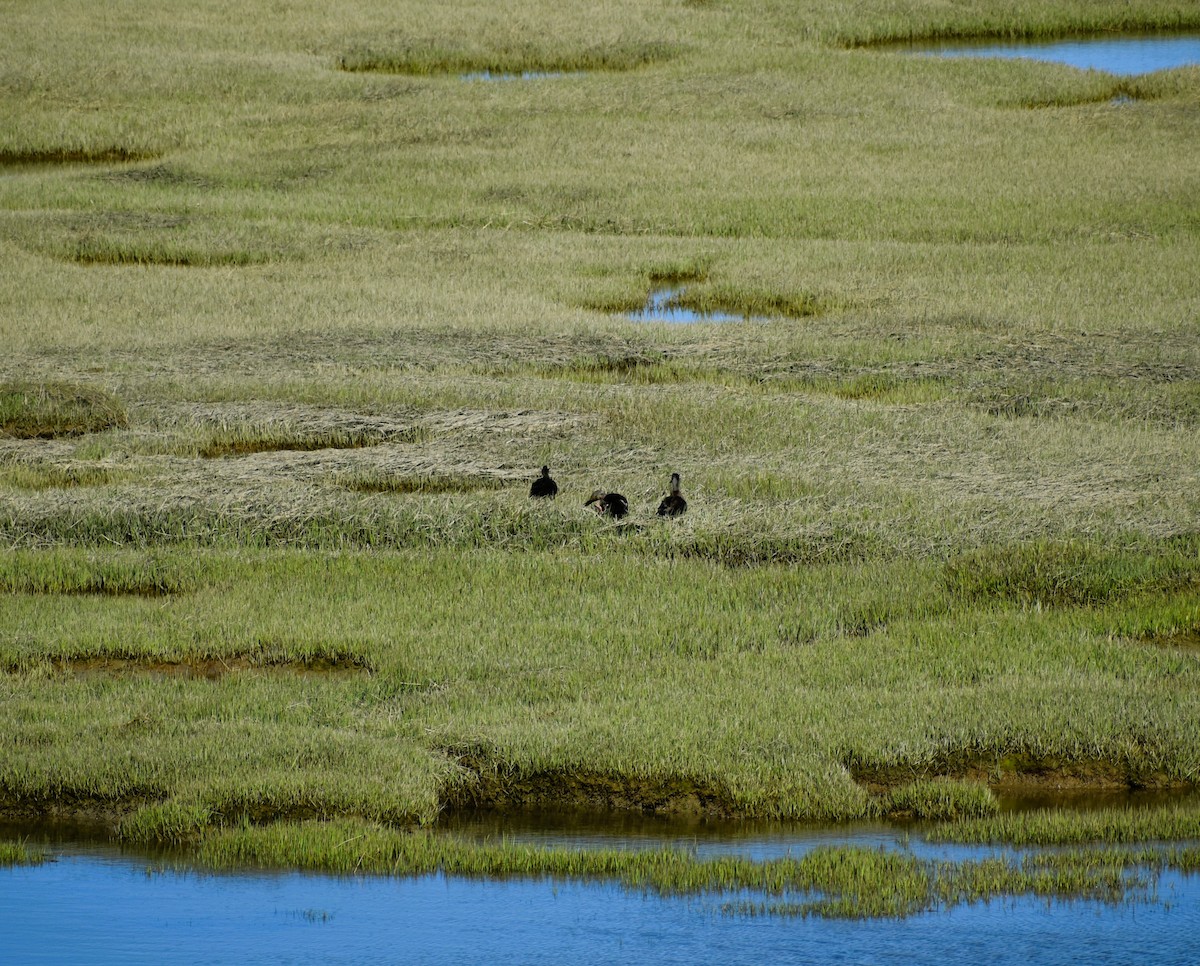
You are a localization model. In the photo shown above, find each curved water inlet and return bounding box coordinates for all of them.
[896,32,1200,75]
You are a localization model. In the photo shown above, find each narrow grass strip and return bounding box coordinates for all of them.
[927,800,1200,846]
[188,818,1188,919]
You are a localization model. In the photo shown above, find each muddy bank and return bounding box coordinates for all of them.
[849,750,1191,794]
[443,757,738,818]
[3,749,1195,834]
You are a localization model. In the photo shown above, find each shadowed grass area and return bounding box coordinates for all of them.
[0,383,128,439]
[0,147,156,167]
[337,39,677,75]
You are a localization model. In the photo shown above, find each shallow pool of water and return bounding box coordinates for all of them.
[4,817,1200,965]
[628,287,766,324]
[903,32,1200,75]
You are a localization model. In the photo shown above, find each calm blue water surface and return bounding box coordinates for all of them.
[628,287,766,324]
[910,33,1200,75]
[4,817,1200,966]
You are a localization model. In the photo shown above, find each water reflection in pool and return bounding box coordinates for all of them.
[628,287,767,324]
[903,32,1200,75]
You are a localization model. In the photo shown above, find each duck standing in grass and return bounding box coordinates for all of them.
[530,465,558,498]
[657,472,687,517]
[586,490,629,519]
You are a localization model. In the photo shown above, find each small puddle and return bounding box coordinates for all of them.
[899,32,1200,74]
[629,287,767,324]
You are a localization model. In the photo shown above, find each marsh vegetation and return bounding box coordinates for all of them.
[2,0,1200,919]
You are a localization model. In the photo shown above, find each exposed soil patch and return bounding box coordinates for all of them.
[1140,629,1200,651]
[444,754,737,818]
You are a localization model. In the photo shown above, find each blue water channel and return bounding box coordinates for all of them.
[905,32,1200,75]
[4,812,1200,965]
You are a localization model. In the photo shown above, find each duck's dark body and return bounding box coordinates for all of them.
[530,465,558,498]
[586,490,629,519]
[657,472,687,517]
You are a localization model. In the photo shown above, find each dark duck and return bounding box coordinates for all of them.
[529,465,558,498]
[657,472,687,517]
[585,490,629,519]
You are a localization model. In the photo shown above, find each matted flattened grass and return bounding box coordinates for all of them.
[0,458,133,490]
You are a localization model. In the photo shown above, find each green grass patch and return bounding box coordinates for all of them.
[881,779,998,821]
[0,459,132,489]
[0,840,47,865]
[943,540,1200,609]
[337,470,516,494]
[792,372,950,403]
[0,549,194,596]
[0,382,129,439]
[67,241,272,268]
[927,800,1200,846]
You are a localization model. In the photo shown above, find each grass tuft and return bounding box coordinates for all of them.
[0,382,129,439]
[0,841,48,865]
[881,779,999,820]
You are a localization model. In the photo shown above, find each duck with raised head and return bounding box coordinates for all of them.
[530,465,558,498]
[657,472,687,517]
[585,489,629,519]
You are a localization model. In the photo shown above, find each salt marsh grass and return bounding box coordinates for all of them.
[0,840,46,865]
[184,817,1188,919]
[0,382,128,439]
[929,800,1200,845]
[2,0,1199,880]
